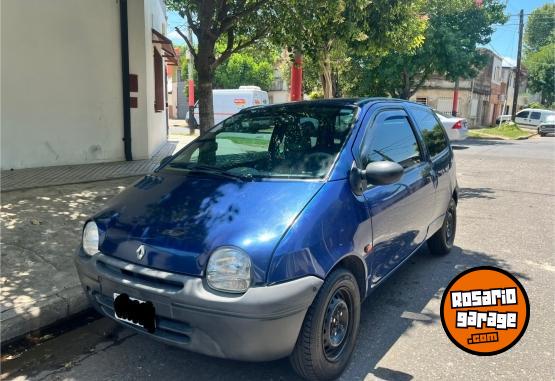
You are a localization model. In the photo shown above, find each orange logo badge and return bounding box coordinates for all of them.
[440,266,529,355]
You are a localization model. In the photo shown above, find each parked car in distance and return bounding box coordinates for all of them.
[190,86,269,125]
[435,112,468,141]
[514,108,555,129]
[75,99,458,381]
[538,114,555,136]
[495,114,512,125]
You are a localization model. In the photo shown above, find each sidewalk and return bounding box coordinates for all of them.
[0,131,198,344]
[1,130,198,192]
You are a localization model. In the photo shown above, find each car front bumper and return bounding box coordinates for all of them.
[75,249,322,361]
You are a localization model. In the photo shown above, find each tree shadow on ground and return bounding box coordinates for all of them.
[458,138,514,147]
[459,187,496,200]
[0,178,137,342]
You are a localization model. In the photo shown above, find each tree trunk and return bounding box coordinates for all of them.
[195,36,216,136]
[197,67,214,135]
[400,68,411,100]
[320,52,334,99]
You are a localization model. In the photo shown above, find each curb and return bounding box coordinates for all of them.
[1,285,88,345]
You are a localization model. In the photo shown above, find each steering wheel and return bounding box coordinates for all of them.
[302,152,334,172]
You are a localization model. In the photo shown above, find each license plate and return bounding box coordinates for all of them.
[113,293,156,333]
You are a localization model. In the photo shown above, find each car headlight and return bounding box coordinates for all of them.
[82,221,100,256]
[206,247,251,293]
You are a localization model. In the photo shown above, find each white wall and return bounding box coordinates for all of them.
[144,0,167,158]
[1,0,124,169]
[1,0,169,169]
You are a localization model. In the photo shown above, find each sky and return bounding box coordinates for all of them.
[166,0,552,62]
[485,0,551,62]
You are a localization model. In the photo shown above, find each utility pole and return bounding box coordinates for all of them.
[187,27,196,134]
[512,9,524,121]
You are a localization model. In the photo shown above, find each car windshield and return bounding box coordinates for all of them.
[545,114,555,122]
[165,105,357,179]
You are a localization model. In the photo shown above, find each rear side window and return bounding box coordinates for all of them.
[410,107,449,157]
[361,112,422,169]
[516,111,529,118]
[530,111,541,120]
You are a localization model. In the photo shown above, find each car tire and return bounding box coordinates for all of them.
[290,268,361,381]
[428,198,457,255]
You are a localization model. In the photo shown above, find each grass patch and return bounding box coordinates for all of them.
[469,122,535,140]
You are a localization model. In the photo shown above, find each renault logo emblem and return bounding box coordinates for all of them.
[136,244,146,260]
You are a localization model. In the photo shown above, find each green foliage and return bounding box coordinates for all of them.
[524,5,555,106]
[213,49,275,90]
[524,4,555,53]
[271,0,427,97]
[469,122,532,139]
[526,102,544,109]
[524,43,555,105]
[344,0,507,99]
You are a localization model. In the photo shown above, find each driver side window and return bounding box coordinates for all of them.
[361,111,422,170]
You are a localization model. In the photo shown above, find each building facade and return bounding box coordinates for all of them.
[410,49,532,127]
[1,0,176,170]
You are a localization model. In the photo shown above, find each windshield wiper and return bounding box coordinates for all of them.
[168,163,252,181]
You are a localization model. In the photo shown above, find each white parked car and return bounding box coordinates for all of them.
[435,112,469,141]
[514,108,555,129]
[538,114,555,136]
[192,86,269,125]
[495,114,512,125]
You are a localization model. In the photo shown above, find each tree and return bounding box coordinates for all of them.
[213,45,276,90]
[524,4,555,53]
[272,0,427,98]
[345,0,506,99]
[523,4,555,106]
[524,43,555,105]
[167,0,279,134]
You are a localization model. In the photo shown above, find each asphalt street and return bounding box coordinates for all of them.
[2,137,554,381]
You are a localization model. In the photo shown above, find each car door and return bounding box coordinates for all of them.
[408,106,453,232]
[515,110,530,126]
[357,108,436,286]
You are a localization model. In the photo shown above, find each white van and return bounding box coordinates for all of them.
[514,108,555,129]
[193,86,269,125]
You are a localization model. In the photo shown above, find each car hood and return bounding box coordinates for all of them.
[93,171,323,281]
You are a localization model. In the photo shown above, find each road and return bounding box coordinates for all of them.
[3,137,554,381]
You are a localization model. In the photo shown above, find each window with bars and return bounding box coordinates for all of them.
[415,97,428,105]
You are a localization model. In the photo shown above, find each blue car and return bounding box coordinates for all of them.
[76,98,458,381]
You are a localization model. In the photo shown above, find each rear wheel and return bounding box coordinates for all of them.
[428,198,457,255]
[290,268,360,381]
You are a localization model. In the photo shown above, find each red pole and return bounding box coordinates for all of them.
[188,79,195,107]
[452,79,459,117]
[290,52,303,101]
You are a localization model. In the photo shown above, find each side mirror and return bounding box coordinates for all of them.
[364,161,404,185]
[349,160,404,195]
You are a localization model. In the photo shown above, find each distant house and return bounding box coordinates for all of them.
[410,48,537,127]
[1,0,177,170]
[268,49,290,104]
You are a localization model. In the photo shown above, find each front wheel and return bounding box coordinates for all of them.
[290,268,361,381]
[428,197,457,255]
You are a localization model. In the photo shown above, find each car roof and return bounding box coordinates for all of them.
[520,108,554,113]
[242,97,415,113]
